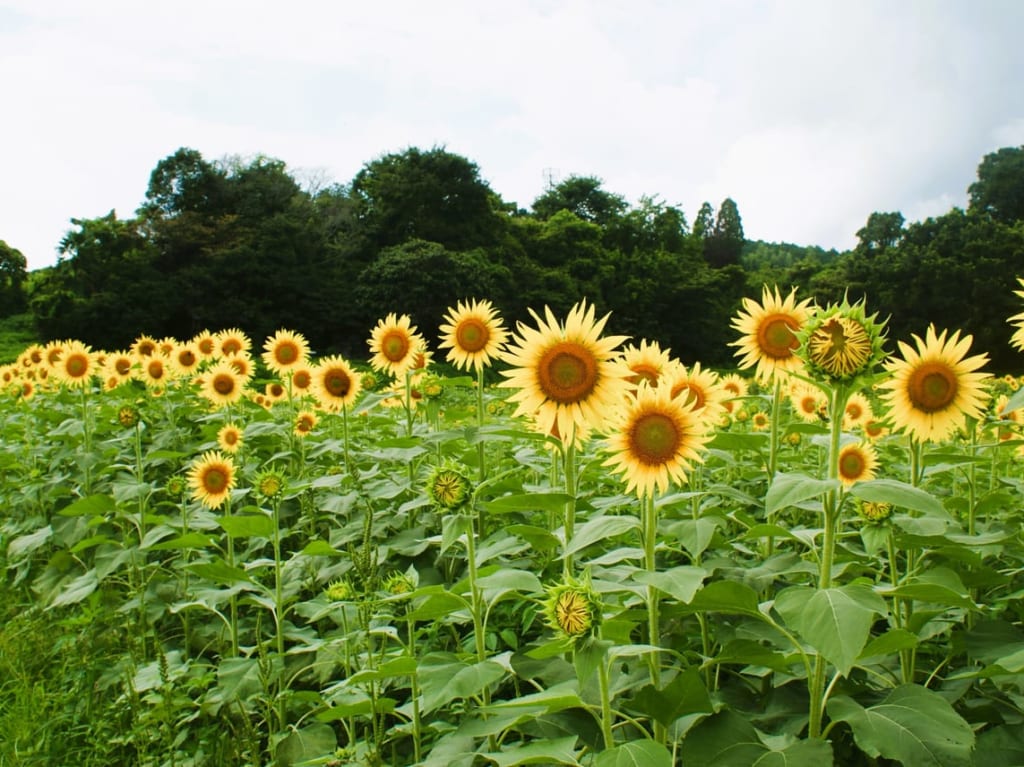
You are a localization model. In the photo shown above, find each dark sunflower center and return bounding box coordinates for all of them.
[213,374,235,395]
[203,468,228,492]
[222,340,242,356]
[839,450,866,481]
[293,371,311,389]
[538,342,598,404]
[456,319,489,353]
[631,412,680,466]
[325,370,351,397]
[382,331,410,363]
[223,431,238,445]
[846,403,862,419]
[908,362,958,413]
[199,339,215,355]
[116,359,132,375]
[297,417,313,432]
[137,342,156,357]
[148,361,165,379]
[268,383,284,397]
[758,315,799,359]
[275,342,299,365]
[65,354,88,377]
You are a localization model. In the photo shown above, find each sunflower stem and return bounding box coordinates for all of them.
[225,497,239,658]
[562,439,578,578]
[476,365,487,482]
[597,645,615,750]
[642,493,661,690]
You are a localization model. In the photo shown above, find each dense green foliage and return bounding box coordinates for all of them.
[7,144,1024,369]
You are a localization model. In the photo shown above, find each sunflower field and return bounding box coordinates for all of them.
[1,290,1024,766]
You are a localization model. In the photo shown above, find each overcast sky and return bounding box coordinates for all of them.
[2,0,1023,272]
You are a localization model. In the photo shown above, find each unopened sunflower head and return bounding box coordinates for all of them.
[857,500,893,524]
[383,570,417,598]
[425,462,473,510]
[796,298,887,385]
[542,571,602,644]
[254,469,286,502]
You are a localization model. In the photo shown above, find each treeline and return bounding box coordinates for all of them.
[2,144,1024,369]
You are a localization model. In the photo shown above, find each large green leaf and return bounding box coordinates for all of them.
[827,684,975,766]
[631,566,707,604]
[628,667,714,726]
[217,513,275,538]
[680,710,832,766]
[593,740,672,767]
[275,723,337,767]
[775,584,886,676]
[850,478,945,516]
[419,655,506,713]
[688,580,762,616]
[765,473,836,516]
[878,567,976,609]
[484,492,575,514]
[481,735,579,766]
[563,515,640,557]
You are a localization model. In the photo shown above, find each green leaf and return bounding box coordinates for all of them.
[765,473,836,516]
[828,684,974,766]
[405,586,471,622]
[631,566,707,603]
[664,517,719,559]
[506,524,561,552]
[275,723,337,767]
[563,515,640,557]
[629,667,714,726]
[57,493,117,517]
[146,532,216,551]
[678,710,769,766]
[708,431,769,452]
[859,629,919,660]
[187,560,254,584]
[480,735,579,766]
[419,655,506,713]
[850,478,945,516]
[218,513,275,538]
[878,567,976,609]
[594,740,673,767]
[484,492,575,514]
[7,525,53,559]
[974,724,1024,767]
[476,567,544,602]
[48,570,99,608]
[483,681,583,714]
[688,580,762,616]
[775,584,886,676]
[751,739,834,766]
[299,540,344,557]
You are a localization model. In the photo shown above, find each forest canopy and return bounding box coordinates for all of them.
[6,144,1024,370]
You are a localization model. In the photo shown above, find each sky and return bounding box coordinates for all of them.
[2,1,1024,272]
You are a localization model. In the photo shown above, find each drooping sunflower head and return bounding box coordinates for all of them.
[731,285,813,382]
[797,298,887,384]
[439,298,509,372]
[262,329,310,374]
[217,423,244,453]
[187,450,237,509]
[426,462,474,510]
[603,381,712,499]
[619,338,674,389]
[368,313,424,377]
[499,300,631,443]
[313,355,362,411]
[837,440,878,488]
[879,325,991,443]
[542,571,602,644]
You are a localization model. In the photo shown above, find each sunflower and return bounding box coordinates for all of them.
[663,361,725,417]
[619,339,674,389]
[137,356,169,388]
[192,330,219,360]
[200,361,246,407]
[18,380,35,401]
[499,300,630,442]
[293,410,319,438]
[216,328,252,358]
[226,352,255,382]
[106,350,135,380]
[1008,277,1024,351]
[217,424,243,453]
[42,340,67,370]
[789,382,828,423]
[542,572,602,643]
[187,450,236,509]
[426,462,474,509]
[719,373,749,414]
[438,298,509,371]
[264,381,287,403]
[368,313,424,378]
[797,299,887,383]
[18,344,44,370]
[289,364,314,395]
[262,329,310,374]
[130,334,159,359]
[53,340,96,388]
[169,342,201,377]
[731,285,813,382]
[603,382,711,498]
[879,325,991,443]
[837,440,878,487]
[864,418,890,440]
[751,411,770,431]
[842,391,874,431]
[313,355,362,411]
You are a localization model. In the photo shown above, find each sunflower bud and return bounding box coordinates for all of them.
[542,572,601,644]
[324,579,354,602]
[383,570,416,597]
[255,469,286,502]
[797,298,887,384]
[426,463,473,510]
[118,405,141,428]
[166,475,186,498]
[858,500,893,524]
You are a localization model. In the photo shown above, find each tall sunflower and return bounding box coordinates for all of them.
[439,299,508,371]
[368,313,423,378]
[262,329,310,374]
[663,361,726,417]
[797,298,887,384]
[217,424,243,453]
[169,342,201,378]
[294,410,319,438]
[603,382,711,498]
[499,300,631,442]
[731,285,813,382]
[313,355,362,411]
[216,328,252,358]
[879,325,990,443]
[188,450,236,509]
[837,440,878,487]
[200,361,246,407]
[53,340,96,388]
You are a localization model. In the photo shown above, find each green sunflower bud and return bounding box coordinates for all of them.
[796,297,887,385]
[542,572,602,644]
[426,462,473,510]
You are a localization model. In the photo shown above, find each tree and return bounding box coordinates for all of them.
[0,240,28,316]
[968,145,1024,224]
[704,198,745,267]
[692,202,715,239]
[531,175,627,227]
[348,146,508,255]
[855,211,905,255]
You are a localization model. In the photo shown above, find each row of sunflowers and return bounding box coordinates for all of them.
[2,288,1023,765]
